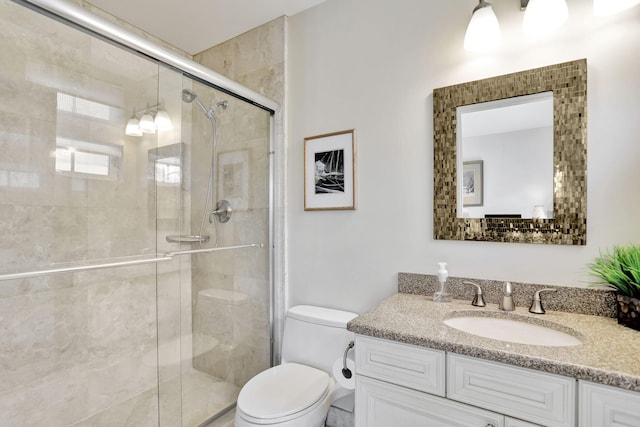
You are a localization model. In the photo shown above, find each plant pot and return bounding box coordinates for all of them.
[616,294,640,331]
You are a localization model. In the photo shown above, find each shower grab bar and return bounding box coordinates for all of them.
[0,243,262,281]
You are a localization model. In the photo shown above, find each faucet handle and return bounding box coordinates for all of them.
[529,288,557,314]
[463,281,486,307]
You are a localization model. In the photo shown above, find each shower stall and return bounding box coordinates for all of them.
[0,0,276,426]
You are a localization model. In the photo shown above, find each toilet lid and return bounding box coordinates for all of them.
[237,363,330,420]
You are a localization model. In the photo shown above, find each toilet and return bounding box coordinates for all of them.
[235,305,358,427]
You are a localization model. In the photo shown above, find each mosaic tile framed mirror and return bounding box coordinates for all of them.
[433,59,587,245]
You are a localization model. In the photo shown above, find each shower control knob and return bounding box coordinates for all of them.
[209,200,232,223]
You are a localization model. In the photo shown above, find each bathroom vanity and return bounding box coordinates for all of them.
[348,293,640,427]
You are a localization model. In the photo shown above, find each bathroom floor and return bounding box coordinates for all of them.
[70,370,239,427]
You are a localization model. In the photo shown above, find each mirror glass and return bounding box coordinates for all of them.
[433,59,587,245]
[457,92,554,219]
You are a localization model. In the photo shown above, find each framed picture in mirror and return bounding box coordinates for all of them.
[463,160,483,207]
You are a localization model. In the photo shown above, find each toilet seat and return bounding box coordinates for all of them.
[237,363,330,424]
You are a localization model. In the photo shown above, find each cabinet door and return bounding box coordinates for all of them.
[579,381,640,427]
[355,376,504,427]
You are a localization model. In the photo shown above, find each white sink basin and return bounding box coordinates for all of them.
[444,315,583,347]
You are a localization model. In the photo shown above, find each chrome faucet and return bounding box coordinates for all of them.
[499,282,515,311]
[529,288,557,314]
[463,281,486,307]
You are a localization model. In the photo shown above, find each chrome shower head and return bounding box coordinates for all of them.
[182,88,212,118]
[181,89,198,103]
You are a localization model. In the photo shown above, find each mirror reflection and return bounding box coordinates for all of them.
[457,92,554,219]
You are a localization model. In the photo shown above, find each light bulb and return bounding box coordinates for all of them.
[139,113,156,134]
[523,0,568,37]
[532,205,547,219]
[154,109,173,131]
[125,116,142,136]
[464,1,501,53]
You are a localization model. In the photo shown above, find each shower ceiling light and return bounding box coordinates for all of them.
[594,0,640,15]
[125,115,142,136]
[154,109,173,131]
[139,113,156,134]
[523,0,568,36]
[464,0,501,52]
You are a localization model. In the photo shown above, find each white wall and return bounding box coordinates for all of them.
[286,0,640,315]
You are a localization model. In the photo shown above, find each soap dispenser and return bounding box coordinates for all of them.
[433,262,452,303]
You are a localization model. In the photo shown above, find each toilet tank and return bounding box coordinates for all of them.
[281,305,358,374]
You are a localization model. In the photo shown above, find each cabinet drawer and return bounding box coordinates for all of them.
[447,354,576,427]
[355,335,445,396]
[356,375,504,427]
[579,381,640,427]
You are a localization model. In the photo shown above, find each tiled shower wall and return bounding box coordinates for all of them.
[190,17,285,387]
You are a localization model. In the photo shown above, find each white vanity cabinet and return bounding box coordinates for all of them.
[579,381,640,427]
[354,335,573,427]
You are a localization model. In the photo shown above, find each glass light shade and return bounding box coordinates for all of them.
[125,117,142,136]
[464,4,501,53]
[139,113,156,133]
[154,109,173,131]
[594,0,640,16]
[532,205,547,219]
[523,0,568,36]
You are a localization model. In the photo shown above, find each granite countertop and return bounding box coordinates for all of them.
[347,292,640,392]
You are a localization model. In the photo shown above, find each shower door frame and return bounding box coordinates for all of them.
[11,0,279,389]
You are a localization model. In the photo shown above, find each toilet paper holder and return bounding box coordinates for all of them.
[341,341,355,379]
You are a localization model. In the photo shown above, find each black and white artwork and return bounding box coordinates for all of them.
[463,168,476,196]
[314,149,345,194]
[304,129,357,210]
[463,160,483,207]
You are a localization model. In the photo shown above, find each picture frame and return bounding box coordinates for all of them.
[463,160,483,207]
[304,129,357,211]
[218,149,249,211]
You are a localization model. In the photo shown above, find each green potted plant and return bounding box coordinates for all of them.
[588,244,640,331]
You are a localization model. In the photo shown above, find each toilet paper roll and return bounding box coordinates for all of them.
[332,358,356,390]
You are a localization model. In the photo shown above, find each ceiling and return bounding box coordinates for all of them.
[86,0,327,55]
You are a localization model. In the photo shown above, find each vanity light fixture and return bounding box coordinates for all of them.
[464,0,501,52]
[523,0,569,36]
[124,104,172,136]
[593,0,640,15]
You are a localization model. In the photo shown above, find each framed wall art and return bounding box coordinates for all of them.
[304,129,357,211]
[463,160,483,207]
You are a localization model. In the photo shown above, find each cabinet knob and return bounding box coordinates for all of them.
[485,424,495,427]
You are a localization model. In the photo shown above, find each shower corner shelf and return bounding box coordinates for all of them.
[166,235,210,244]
